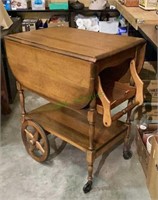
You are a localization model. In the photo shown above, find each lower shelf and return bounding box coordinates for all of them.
[26,103,127,157]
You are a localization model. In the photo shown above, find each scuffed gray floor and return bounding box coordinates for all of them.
[0,92,151,200]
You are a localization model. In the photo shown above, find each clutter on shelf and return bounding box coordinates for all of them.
[119,0,139,7]
[117,15,128,35]
[0,0,13,29]
[48,0,68,10]
[11,0,28,9]
[69,0,84,10]
[21,15,68,31]
[48,15,69,27]
[89,0,107,10]
[22,18,49,31]
[31,0,45,10]
[75,13,128,34]
[139,0,157,10]
[75,14,99,31]
[99,17,119,34]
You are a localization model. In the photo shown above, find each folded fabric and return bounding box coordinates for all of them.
[75,14,99,32]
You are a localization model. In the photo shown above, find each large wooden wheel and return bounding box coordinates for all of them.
[21,119,50,162]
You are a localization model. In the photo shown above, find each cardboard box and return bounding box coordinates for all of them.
[147,136,158,200]
[134,103,157,178]
[139,62,158,103]
[139,61,157,80]
[132,102,158,124]
[143,80,158,103]
[136,129,150,177]
[123,0,139,7]
[79,0,90,7]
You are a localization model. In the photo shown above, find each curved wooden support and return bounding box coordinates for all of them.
[130,60,144,105]
[97,77,112,127]
[96,59,144,127]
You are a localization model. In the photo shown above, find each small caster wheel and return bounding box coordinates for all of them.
[123,150,132,160]
[83,180,92,193]
[21,119,50,162]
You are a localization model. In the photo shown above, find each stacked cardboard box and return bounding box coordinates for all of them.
[147,136,158,200]
[136,129,158,200]
[135,61,158,200]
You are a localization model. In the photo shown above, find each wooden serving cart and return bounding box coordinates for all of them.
[4,27,146,193]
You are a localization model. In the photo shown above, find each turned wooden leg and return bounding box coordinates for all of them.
[16,81,26,123]
[83,151,95,193]
[123,100,133,160]
[83,96,96,193]
[123,123,133,159]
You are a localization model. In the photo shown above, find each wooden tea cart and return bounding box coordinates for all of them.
[4,27,146,193]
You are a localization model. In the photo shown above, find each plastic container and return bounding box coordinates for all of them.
[49,2,68,10]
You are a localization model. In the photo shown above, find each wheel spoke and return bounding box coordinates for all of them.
[36,141,45,154]
[25,129,34,139]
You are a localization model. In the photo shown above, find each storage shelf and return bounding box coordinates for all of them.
[26,102,127,156]
[7,7,118,13]
[100,81,136,109]
[7,7,119,28]
[8,8,69,12]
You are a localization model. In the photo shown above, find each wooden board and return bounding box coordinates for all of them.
[139,23,157,50]
[5,27,145,62]
[4,39,94,109]
[4,27,145,109]
[109,0,158,29]
[26,103,127,156]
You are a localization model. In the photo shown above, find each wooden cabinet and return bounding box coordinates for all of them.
[1,59,11,115]
[1,18,22,108]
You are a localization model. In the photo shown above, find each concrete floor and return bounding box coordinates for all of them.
[0,91,151,200]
